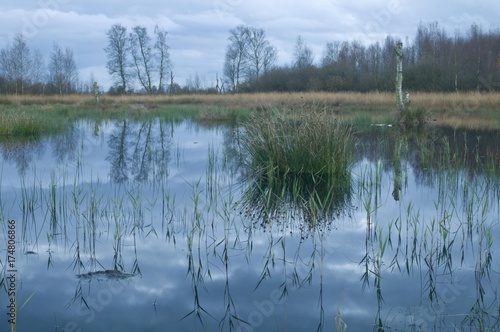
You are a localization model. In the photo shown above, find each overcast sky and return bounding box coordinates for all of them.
[0,0,498,90]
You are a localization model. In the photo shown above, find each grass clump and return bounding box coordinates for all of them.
[241,107,354,223]
[394,106,432,128]
[243,107,354,181]
[0,109,66,138]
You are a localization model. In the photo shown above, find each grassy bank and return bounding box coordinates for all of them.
[2,91,500,109]
[0,108,68,139]
[1,91,500,130]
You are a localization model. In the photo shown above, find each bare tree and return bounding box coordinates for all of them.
[130,25,155,94]
[223,47,239,91]
[63,48,78,93]
[31,50,46,93]
[48,43,78,95]
[321,41,340,67]
[293,35,314,68]
[0,34,48,94]
[11,34,33,94]
[365,42,382,89]
[245,27,277,83]
[104,24,130,94]
[154,26,171,94]
[223,25,277,90]
[0,34,34,94]
[223,25,250,91]
[48,43,64,95]
[185,73,204,93]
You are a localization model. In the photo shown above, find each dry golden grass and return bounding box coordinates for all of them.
[1,91,500,128]
[2,91,500,109]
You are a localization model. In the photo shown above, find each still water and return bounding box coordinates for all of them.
[1,118,499,331]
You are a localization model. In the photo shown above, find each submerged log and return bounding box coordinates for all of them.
[77,269,137,280]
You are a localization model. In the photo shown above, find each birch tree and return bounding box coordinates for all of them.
[104,24,131,94]
[223,25,250,91]
[154,25,171,93]
[48,43,78,95]
[223,25,277,91]
[245,27,277,83]
[130,25,155,94]
[395,41,404,110]
[0,34,33,94]
[293,35,314,68]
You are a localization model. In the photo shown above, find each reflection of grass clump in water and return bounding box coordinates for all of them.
[241,107,354,224]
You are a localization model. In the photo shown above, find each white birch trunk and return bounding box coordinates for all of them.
[395,41,404,111]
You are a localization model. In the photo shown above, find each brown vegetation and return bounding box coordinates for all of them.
[1,92,500,129]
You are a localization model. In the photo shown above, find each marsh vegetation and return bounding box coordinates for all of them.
[0,96,500,331]
[1,91,500,129]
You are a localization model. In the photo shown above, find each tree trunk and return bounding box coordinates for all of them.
[395,41,404,111]
[170,71,174,95]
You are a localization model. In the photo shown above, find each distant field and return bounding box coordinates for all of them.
[1,91,500,129]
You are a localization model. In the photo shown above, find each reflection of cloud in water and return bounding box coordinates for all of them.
[0,121,499,331]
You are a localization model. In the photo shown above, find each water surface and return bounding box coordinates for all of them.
[1,118,499,331]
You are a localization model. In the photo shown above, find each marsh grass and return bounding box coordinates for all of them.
[241,107,354,224]
[243,107,354,182]
[1,91,500,130]
[393,107,432,128]
[0,109,67,139]
[4,91,495,110]
[354,127,500,330]
[3,107,500,330]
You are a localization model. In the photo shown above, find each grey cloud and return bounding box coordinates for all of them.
[0,0,497,90]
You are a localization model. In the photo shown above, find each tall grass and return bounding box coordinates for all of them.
[2,91,499,109]
[1,91,500,130]
[393,106,432,128]
[241,107,354,223]
[0,109,66,138]
[243,107,354,182]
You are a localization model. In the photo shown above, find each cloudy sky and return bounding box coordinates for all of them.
[0,0,498,90]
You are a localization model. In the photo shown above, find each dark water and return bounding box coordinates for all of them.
[1,119,499,331]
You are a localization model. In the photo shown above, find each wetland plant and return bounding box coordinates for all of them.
[243,108,354,183]
[0,109,68,139]
[393,106,432,128]
[241,107,354,224]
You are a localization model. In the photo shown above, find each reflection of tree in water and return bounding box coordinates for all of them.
[0,139,45,174]
[153,121,171,180]
[356,127,500,186]
[107,119,171,183]
[0,123,89,175]
[132,121,153,181]
[50,124,78,165]
[221,125,245,175]
[108,119,131,183]
[355,126,500,330]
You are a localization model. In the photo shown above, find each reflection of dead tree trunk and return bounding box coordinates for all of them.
[395,41,405,111]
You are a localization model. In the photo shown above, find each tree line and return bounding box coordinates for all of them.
[0,34,80,95]
[0,21,498,95]
[244,22,500,93]
[0,24,173,96]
